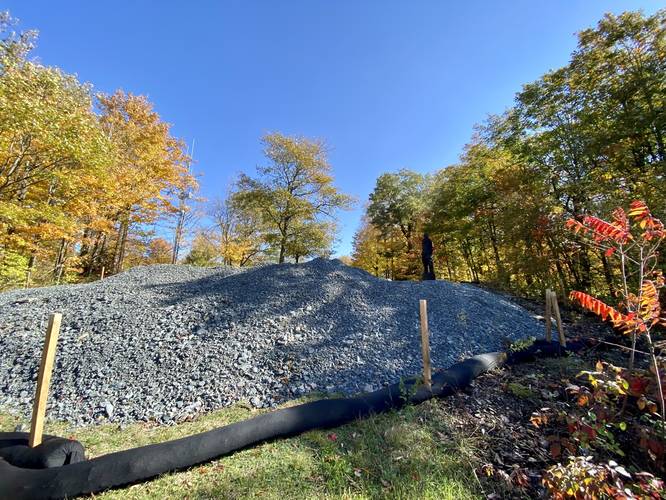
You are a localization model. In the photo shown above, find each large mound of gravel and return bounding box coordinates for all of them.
[0,259,541,426]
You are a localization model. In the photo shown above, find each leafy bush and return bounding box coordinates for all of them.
[567,201,665,418]
[543,456,664,499]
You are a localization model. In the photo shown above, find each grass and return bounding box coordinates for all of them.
[0,397,484,499]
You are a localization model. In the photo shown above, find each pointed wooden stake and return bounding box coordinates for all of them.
[550,291,566,347]
[545,289,552,342]
[100,266,105,280]
[419,300,432,390]
[29,313,62,448]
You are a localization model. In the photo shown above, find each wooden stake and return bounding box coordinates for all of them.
[100,266,105,280]
[545,289,552,342]
[29,313,62,448]
[419,299,432,390]
[24,270,31,289]
[550,291,566,347]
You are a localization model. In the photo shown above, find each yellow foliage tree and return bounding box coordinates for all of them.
[96,90,197,274]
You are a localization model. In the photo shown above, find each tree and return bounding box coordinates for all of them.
[284,219,336,263]
[0,12,201,287]
[352,215,405,279]
[355,9,665,293]
[170,183,194,264]
[97,91,196,273]
[0,11,36,69]
[0,13,113,282]
[367,169,427,253]
[184,232,218,266]
[233,133,353,263]
[567,201,666,418]
[364,169,429,278]
[508,9,666,290]
[352,217,384,277]
[146,238,172,264]
[210,195,264,266]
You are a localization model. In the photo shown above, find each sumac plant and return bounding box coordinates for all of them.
[566,201,666,420]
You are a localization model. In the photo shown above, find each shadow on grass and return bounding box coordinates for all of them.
[0,397,483,499]
[190,401,481,499]
[158,402,480,499]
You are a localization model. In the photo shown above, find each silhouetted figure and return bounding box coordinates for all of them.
[421,233,435,280]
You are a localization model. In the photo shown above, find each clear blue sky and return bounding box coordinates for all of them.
[4,1,662,256]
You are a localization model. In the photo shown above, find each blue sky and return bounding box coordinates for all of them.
[4,1,662,256]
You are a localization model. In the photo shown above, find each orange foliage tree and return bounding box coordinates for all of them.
[95,91,197,274]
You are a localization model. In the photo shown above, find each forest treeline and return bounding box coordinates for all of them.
[0,13,197,287]
[352,10,665,299]
[1,9,663,298]
[0,12,352,288]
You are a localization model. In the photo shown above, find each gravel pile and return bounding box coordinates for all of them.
[0,259,542,426]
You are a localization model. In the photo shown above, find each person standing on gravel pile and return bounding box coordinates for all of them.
[421,233,435,280]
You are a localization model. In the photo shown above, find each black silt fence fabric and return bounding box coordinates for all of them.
[0,434,85,469]
[0,342,581,499]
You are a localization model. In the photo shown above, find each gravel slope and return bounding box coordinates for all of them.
[0,259,541,426]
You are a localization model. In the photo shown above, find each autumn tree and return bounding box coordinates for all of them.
[0,12,113,283]
[352,214,408,280]
[354,9,665,293]
[352,217,385,277]
[233,133,353,263]
[209,195,264,266]
[146,238,173,264]
[96,91,196,274]
[184,232,218,266]
[0,12,199,288]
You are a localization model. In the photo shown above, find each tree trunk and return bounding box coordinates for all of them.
[546,237,569,295]
[171,201,186,264]
[487,219,506,284]
[461,240,479,282]
[278,218,290,264]
[600,252,616,298]
[79,228,91,259]
[279,239,286,264]
[53,238,69,283]
[579,248,592,291]
[98,233,107,274]
[400,224,414,254]
[439,241,453,281]
[84,232,99,276]
[114,214,129,274]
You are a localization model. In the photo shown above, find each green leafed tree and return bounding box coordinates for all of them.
[367,169,428,253]
[284,219,336,263]
[184,232,219,266]
[232,133,353,263]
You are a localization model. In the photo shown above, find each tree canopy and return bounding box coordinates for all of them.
[232,133,353,263]
[0,12,197,287]
[353,9,665,298]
